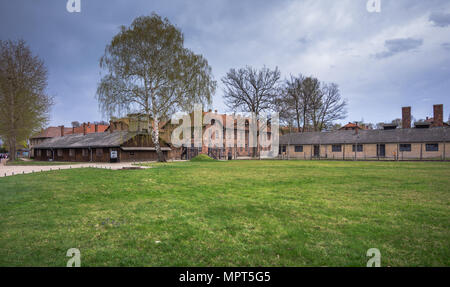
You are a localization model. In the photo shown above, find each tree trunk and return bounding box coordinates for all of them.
[8,137,16,161]
[296,110,301,132]
[9,89,16,161]
[150,116,166,162]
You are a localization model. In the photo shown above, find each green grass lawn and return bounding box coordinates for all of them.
[0,160,449,266]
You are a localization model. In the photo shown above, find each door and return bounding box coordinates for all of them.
[377,144,385,157]
[314,145,320,158]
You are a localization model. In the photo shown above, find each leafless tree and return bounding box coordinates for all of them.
[316,83,347,131]
[276,75,307,132]
[302,77,323,131]
[222,66,280,115]
[277,75,347,132]
[222,66,280,157]
[71,121,80,128]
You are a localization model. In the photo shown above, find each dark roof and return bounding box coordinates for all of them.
[280,127,450,145]
[414,121,431,126]
[33,131,136,149]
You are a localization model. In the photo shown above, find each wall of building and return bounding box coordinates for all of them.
[120,150,167,162]
[284,144,312,159]
[446,142,450,160]
[282,142,449,160]
[35,147,121,162]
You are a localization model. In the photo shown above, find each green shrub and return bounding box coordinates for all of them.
[190,154,215,162]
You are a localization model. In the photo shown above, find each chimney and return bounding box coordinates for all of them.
[72,126,75,134]
[402,106,411,129]
[60,125,64,137]
[109,121,113,133]
[95,124,98,133]
[83,123,87,135]
[432,104,443,127]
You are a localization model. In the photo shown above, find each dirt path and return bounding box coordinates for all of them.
[0,162,152,177]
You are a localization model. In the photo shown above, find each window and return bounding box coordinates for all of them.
[352,144,363,152]
[57,149,63,157]
[281,146,286,153]
[69,149,75,157]
[399,144,411,152]
[82,149,88,157]
[332,145,342,152]
[426,143,439,152]
[130,152,134,156]
[37,150,41,156]
[295,145,303,152]
[96,148,103,157]
[46,150,52,157]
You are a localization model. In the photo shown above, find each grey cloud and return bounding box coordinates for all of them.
[298,37,309,45]
[429,12,450,27]
[1,0,449,126]
[375,38,423,59]
[442,42,450,50]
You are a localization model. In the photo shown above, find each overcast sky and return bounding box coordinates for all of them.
[1,0,449,127]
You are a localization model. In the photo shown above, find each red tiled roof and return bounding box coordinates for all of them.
[70,124,108,134]
[32,124,109,139]
[339,122,365,130]
[31,127,72,139]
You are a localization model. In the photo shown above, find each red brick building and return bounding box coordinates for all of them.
[30,123,109,158]
[33,131,173,162]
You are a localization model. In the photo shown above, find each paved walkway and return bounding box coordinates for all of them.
[0,162,153,177]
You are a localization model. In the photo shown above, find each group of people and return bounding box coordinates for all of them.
[0,153,8,159]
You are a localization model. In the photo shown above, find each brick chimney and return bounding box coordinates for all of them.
[402,106,411,129]
[432,104,443,127]
[83,123,87,135]
[72,126,75,134]
[60,125,64,137]
[94,124,98,133]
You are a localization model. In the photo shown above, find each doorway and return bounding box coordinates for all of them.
[377,144,386,158]
[314,145,320,158]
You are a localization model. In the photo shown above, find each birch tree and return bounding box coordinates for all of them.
[97,14,216,161]
[0,40,52,161]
